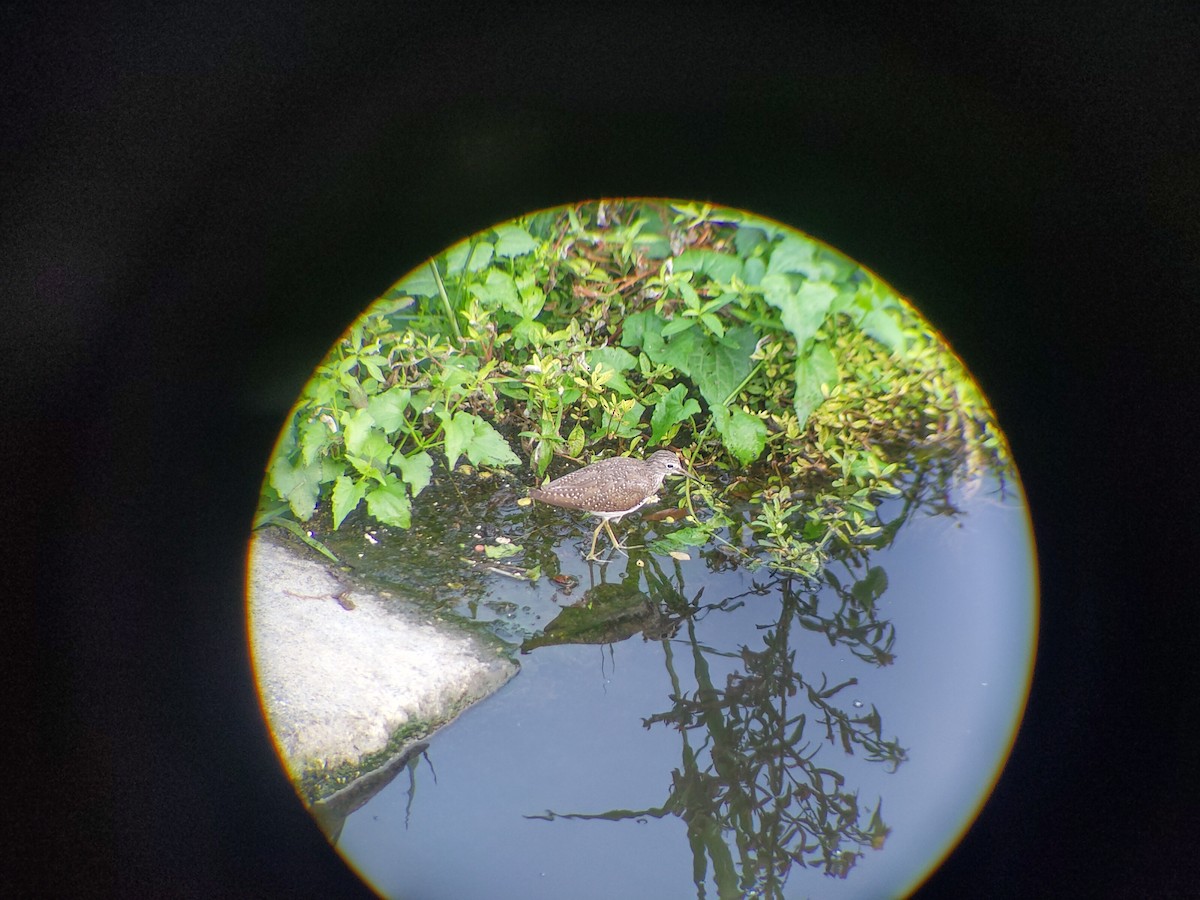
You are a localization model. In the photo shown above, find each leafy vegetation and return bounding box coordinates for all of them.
[258,199,1009,576]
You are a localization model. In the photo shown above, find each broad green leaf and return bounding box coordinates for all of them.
[469,269,521,315]
[297,415,331,467]
[367,387,411,433]
[269,455,323,521]
[741,256,766,286]
[440,410,520,469]
[465,417,521,467]
[714,406,768,465]
[762,274,837,347]
[517,280,546,319]
[437,360,477,397]
[587,345,637,373]
[444,240,493,274]
[794,341,839,428]
[366,479,411,528]
[621,309,667,361]
[484,542,522,559]
[649,384,702,445]
[393,449,434,496]
[358,354,388,384]
[673,248,743,284]
[634,234,671,258]
[862,308,907,353]
[765,234,817,276]
[766,234,840,280]
[343,407,376,455]
[394,266,438,298]
[510,317,549,349]
[733,226,768,257]
[346,427,395,483]
[675,278,701,308]
[331,474,367,529]
[662,324,758,409]
[493,223,538,258]
[440,410,474,470]
[586,346,637,395]
[648,525,713,554]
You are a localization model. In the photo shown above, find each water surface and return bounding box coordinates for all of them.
[334,476,1035,898]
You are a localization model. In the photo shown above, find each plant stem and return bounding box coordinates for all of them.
[431,261,462,346]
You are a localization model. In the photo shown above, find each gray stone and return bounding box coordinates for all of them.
[247,530,517,783]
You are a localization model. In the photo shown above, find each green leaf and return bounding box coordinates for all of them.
[647,525,713,554]
[673,248,743,284]
[367,387,411,433]
[765,234,816,276]
[343,408,376,456]
[733,226,768,257]
[393,449,434,496]
[649,384,702,445]
[366,479,412,528]
[469,268,521,315]
[762,274,837,347]
[484,542,522,559]
[465,418,522,468]
[510,317,549,349]
[587,345,637,373]
[439,410,520,469]
[602,399,646,440]
[440,410,473,470]
[345,424,394,482]
[566,422,585,457]
[393,266,438,298]
[269,454,323,521]
[621,310,667,361]
[862,308,907,353]
[517,280,547,319]
[765,234,840,280]
[270,515,340,561]
[297,415,331,467]
[660,316,697,338]
[437,360,478,398]
[793,341,839,428]
[331,474,367,529]
[493,223,538,258]
[444,240,493,274]
[713,406,768,465]
[741,256,765,286]
[662,324,758,409]
[700,312,725,338]
[585,346,637,395]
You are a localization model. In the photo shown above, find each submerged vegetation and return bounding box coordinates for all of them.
[257,199,1009,577]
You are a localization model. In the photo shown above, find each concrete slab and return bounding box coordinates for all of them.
[246,530,517,787]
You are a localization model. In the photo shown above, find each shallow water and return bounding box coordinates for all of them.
[331,474,1035,898]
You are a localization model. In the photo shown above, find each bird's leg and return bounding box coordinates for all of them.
[603,519,628,556]
[587,520,605,560]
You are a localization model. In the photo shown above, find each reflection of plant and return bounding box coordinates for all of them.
[529,585,904,894]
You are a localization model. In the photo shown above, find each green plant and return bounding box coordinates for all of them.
[258,199,1011,577]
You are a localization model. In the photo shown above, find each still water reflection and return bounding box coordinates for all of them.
[334,476,1035,898]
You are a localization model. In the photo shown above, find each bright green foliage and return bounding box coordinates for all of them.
[439,410,522,470]
[258,200,1009,576]
[649,384,702,445]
